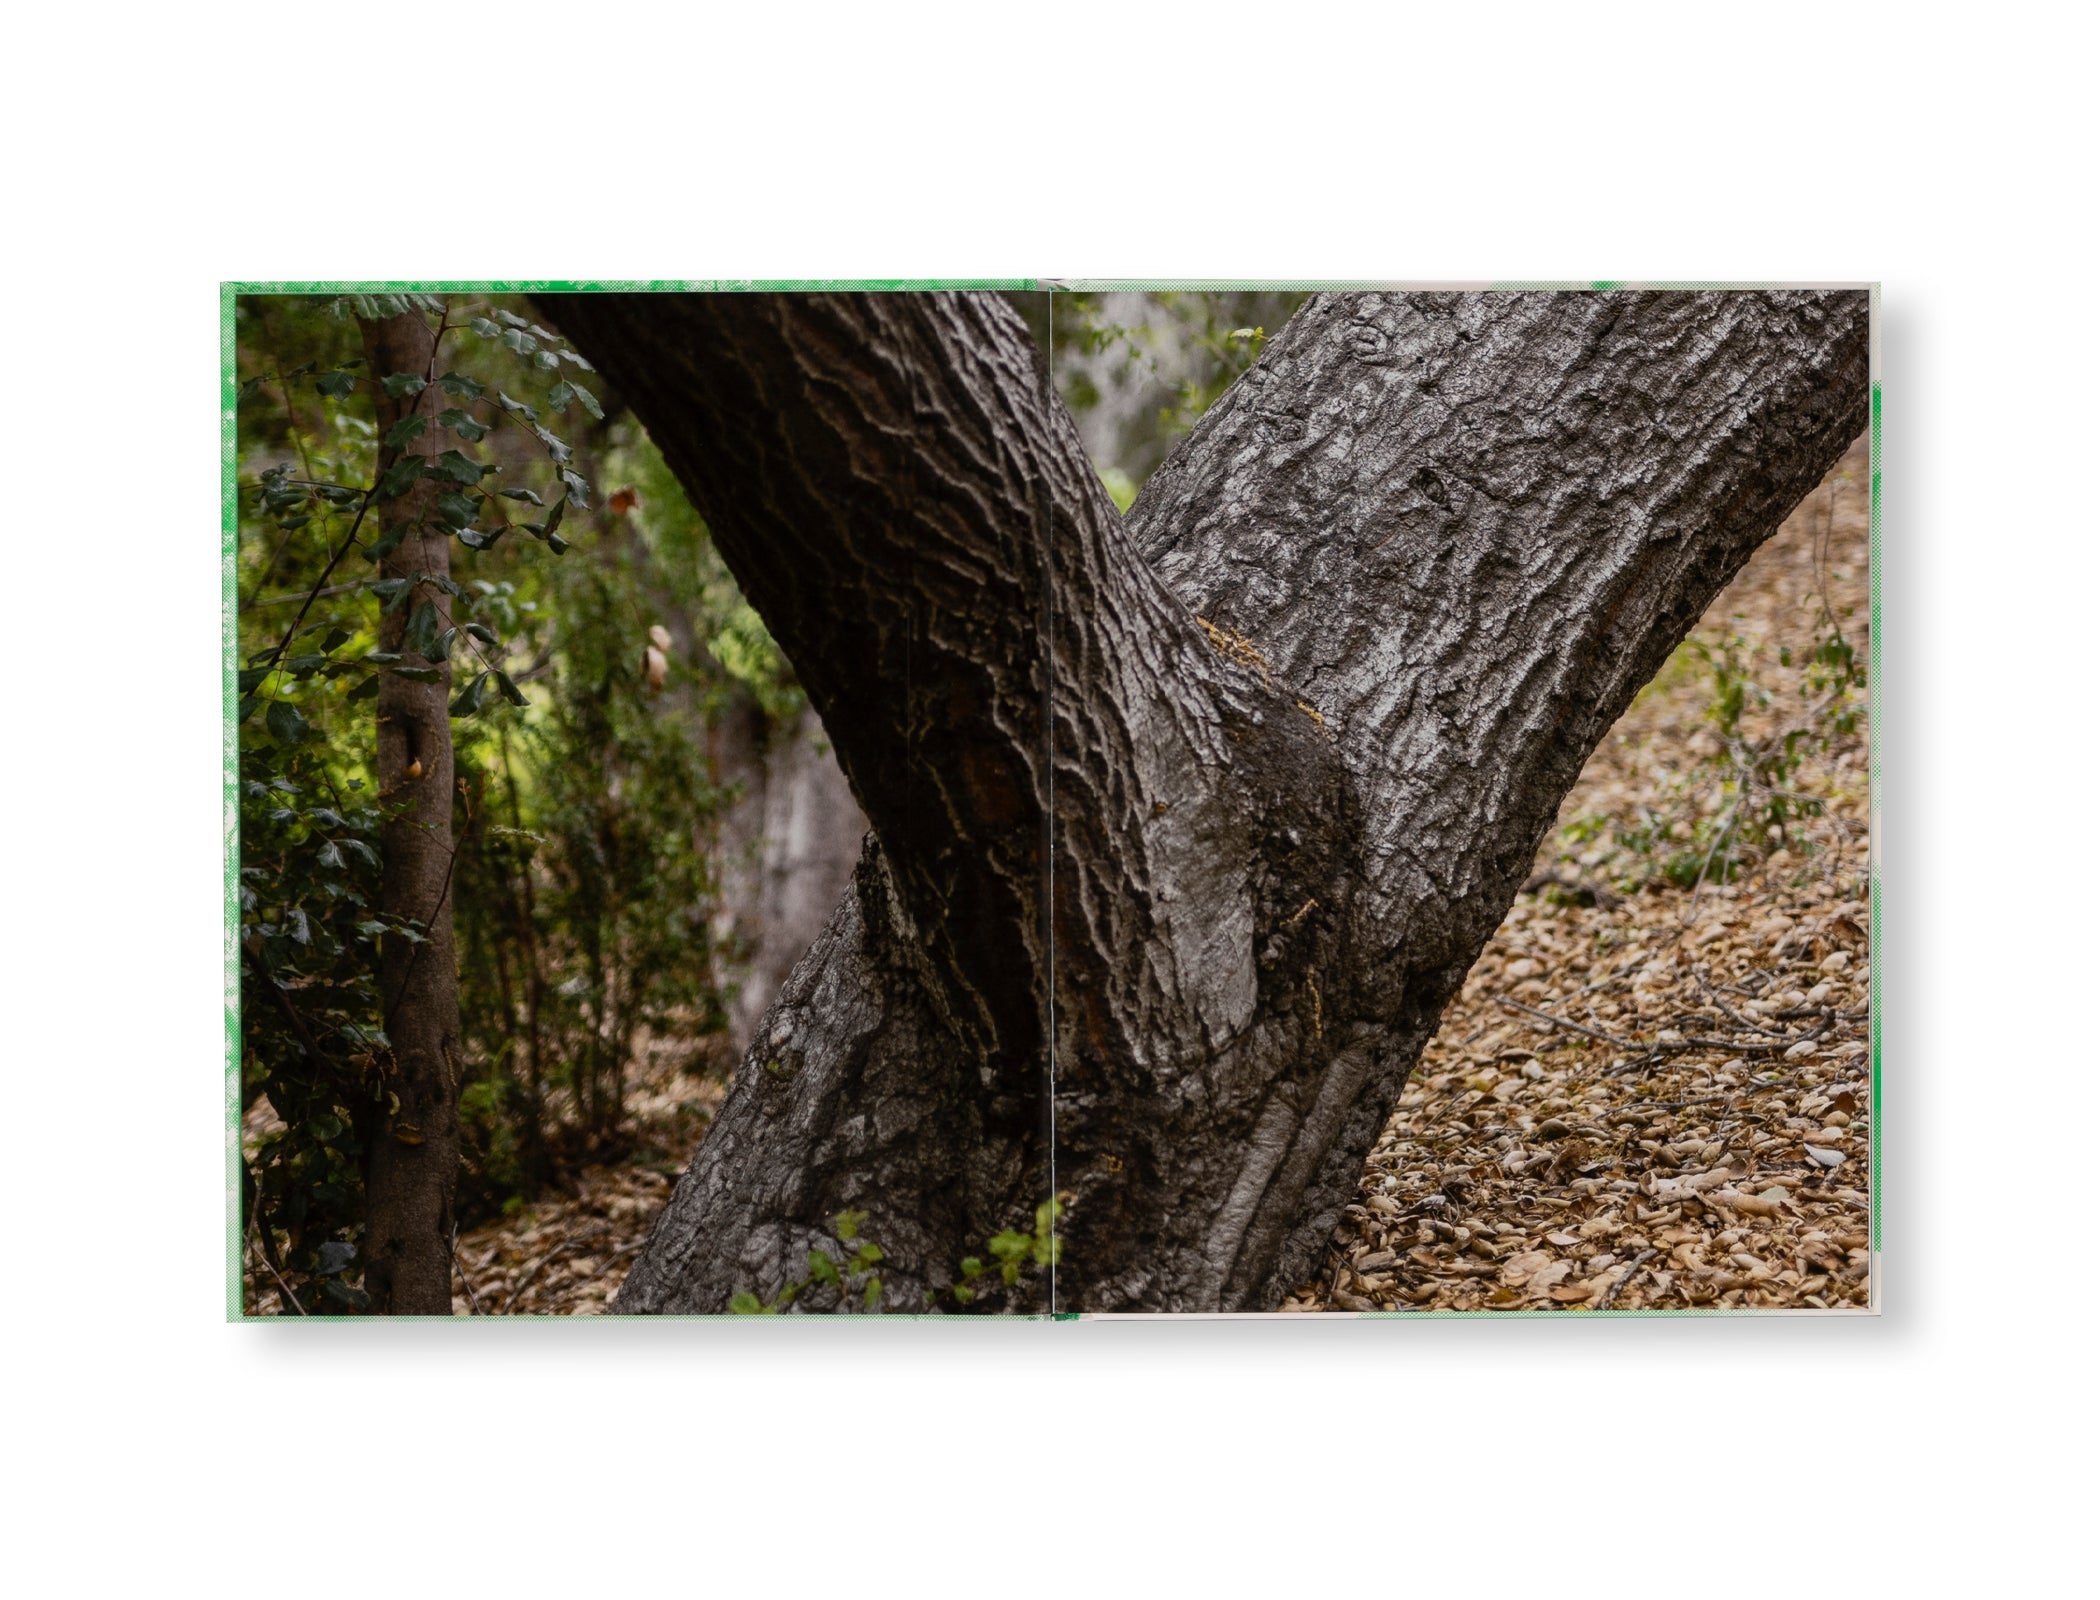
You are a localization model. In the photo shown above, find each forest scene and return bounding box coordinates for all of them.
[230,285,1872,1316]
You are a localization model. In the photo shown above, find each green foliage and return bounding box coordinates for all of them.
[1050,291,1308,489]
[1569,591,1867,899]
[726,1198,1065,1315]
[236,292,601,1309]
[728,1210,887,1314]
[959,1197,1063,1298]
[611,424,805,722]
[451,487,736,1204]
[238,742,391,1313]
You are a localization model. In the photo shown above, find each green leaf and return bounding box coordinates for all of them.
[237,667,272,693]
[834,1208,865,1243]
[404,600,440,659]
[808,1250,840,1287]
[435,491,478,529]
[493,309,530,329]
[376,456,424,500]
[501,329,538,357]
[384,415,428,450]
[237,694,260,723]
[493,671,528,707]
[387,665,444,683]
[382,373,427,398]
[470,317,501,339]
[533,425,572,466]
[314,371,357,400]
[854,1243,883,1267]
[728,1292,763,1315]
[863,1278,882,1310]
[439,371,484,400]
[556,348,595,372]
[547,380,574,410]
[450,672,489,717]
[439,409,491,442]
[345,673,381,702]
[533,349,559,371]
[462,622,500,646]
[570,383,604,420]
[265,700,309,746]
[321,1279,371,1312]
[958,1256,984,1281]
[560,469,591,509]
[430,449,486,485]
[497,487,544,505]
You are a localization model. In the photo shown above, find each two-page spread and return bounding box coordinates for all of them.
[227,283,1877,1317]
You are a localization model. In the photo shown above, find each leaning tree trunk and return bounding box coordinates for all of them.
[358,312,465,1314]
[541,288,1869,1313]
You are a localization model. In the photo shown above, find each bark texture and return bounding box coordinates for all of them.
[358,313,464,1315]
[542,288,1869,1313]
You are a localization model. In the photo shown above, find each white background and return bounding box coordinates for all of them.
[2,4,2090,1592]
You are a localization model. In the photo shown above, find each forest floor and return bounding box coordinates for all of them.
[436,432,1875,1317]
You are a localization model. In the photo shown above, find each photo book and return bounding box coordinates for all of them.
[226,281,1879,1318]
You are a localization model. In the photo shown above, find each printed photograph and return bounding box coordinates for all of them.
[229,284,1873,1315]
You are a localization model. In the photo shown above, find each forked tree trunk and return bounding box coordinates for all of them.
[542,288,1869,1313]
[358,312,465,1315]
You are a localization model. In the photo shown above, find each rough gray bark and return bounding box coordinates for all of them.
[542,288,1868,1313]
[358,313,465,1315]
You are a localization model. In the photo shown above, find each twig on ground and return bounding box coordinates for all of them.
[1494,995,1632,1049]
[1496,994,1832,1060]
[1598,1248,1658,1310]
[452,1223,486,1315]
[1696,972,1787,1035]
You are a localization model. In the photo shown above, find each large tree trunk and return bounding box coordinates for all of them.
[358,312,465,1315]
[541,288,1869,1313]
